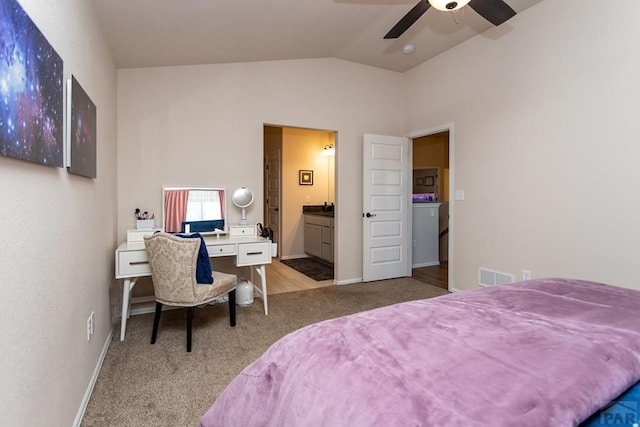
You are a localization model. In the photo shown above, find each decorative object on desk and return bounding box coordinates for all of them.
[299,170,313,185]
[281,258,333,281]
[135,208,155,229]
[66,75,97,178]
[0,0,64,168]
[257,223,274,239]
[231,187,254,225]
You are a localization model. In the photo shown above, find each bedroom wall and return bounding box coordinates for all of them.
[0,0,117,425]
[117,58,404,283]
[403,0,640,290]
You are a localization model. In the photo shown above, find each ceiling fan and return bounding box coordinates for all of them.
[384,0,516,39]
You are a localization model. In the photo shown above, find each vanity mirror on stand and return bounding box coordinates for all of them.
[230,186,257,306]
[231,187,254,226]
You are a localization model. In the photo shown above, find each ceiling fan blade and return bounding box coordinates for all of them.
[384,0,431,39]
[468,0,516,26]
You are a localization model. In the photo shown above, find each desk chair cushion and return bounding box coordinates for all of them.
[175,232,213,284]
[144,232,237,306]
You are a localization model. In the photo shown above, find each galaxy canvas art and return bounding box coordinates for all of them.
[67,76,96,178]
[0,0,64,167]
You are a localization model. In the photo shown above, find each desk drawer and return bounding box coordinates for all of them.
[208,244,236,256]
[229,225,257,237]
[118,251,150,276]
[237,242,271,266]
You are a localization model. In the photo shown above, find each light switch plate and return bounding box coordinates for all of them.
[455,190,465,201]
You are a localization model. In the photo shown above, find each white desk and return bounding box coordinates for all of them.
[115,235,272,341]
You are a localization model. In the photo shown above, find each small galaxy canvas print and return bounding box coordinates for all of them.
[67,76,96,178]
[0,0,64,167]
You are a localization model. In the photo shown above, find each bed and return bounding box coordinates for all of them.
[199,278,640,426]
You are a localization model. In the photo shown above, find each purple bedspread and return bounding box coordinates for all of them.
[199,278,640,426]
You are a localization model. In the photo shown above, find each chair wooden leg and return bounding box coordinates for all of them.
[186,307,194,352]
[151,302,162,344]
[228,289,236,327]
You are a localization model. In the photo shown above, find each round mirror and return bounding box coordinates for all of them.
[232,187,254,208]
[232,187,254,225]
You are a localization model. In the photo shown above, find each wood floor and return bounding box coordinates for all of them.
[266,258,334,295]
[412,262,448,289]
[266,258,449,294]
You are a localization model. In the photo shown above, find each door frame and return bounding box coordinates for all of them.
[406,123,454,291]
[264,149,281,255]
[262,124,337,269]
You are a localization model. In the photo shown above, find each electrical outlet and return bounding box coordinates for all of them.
[522,270,532,281]
[87,311,95,341]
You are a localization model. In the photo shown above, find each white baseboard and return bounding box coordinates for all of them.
[279,254,308,261]
[73,327,113,427]
[129,301,157,316]
[335,277,363,285]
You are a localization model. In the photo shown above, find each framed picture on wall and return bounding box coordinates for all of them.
[299,170,313,185]
[0,0,64,168]
[66,76,97,178]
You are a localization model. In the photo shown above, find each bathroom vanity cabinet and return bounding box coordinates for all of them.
[304,213,334,263]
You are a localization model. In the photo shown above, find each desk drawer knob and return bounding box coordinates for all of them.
[130,261,149,266]
[246,251,263,256]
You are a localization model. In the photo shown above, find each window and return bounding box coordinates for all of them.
[185,190,222,221]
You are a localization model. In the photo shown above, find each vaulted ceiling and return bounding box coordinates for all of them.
[91,0,543,73]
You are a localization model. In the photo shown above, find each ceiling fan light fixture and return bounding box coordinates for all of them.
[428,0,471,12]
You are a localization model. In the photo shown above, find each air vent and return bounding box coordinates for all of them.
[479,268,515,287]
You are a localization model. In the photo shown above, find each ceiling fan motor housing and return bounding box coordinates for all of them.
[428,0,470,12]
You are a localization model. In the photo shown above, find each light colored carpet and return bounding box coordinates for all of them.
[81,278,448,426]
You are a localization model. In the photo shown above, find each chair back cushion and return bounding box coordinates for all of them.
[144,233,201,305]
[175,233,213,284]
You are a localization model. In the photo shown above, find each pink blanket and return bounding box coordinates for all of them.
[199,278,640,426]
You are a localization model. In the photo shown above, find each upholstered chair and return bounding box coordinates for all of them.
[144,232,237,352]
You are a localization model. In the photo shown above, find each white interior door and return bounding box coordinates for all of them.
[362,134,410,282]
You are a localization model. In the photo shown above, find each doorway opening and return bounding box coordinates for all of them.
[263,125,336,294]
[411,130,450,290]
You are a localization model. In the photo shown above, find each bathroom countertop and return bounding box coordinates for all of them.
[303,211,334,217]
[302,205,334,217]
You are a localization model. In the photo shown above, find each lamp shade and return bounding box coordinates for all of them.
[428,0,470,12]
